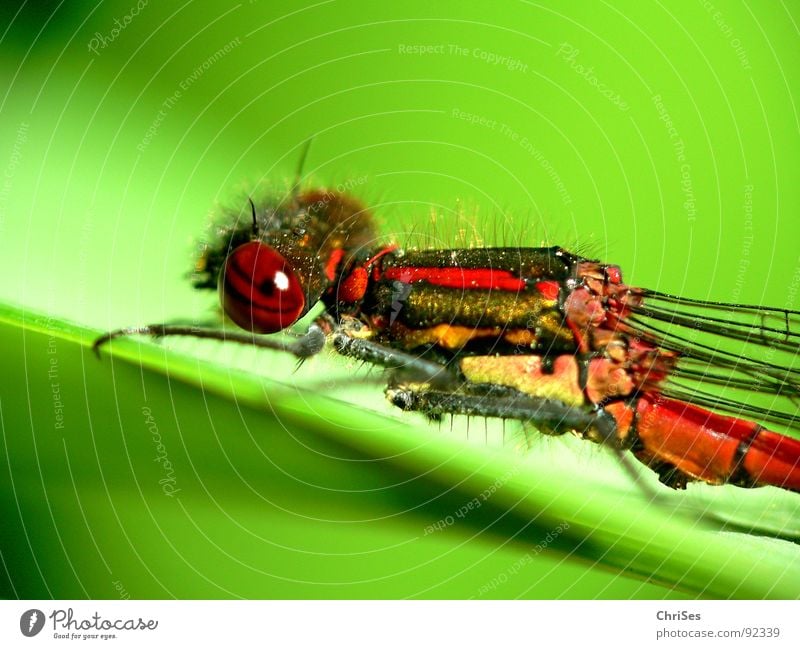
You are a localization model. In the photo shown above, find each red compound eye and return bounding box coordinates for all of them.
[219,241,306,333]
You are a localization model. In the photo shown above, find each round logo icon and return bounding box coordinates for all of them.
[20,609,45,637]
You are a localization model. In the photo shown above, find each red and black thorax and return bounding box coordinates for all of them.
[329,245,628,356]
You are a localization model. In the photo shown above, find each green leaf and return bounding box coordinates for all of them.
[1,301,799,599]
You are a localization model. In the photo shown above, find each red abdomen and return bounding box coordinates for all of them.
[608,396,800,491]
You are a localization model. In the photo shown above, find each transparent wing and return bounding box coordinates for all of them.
[621,289,800,435]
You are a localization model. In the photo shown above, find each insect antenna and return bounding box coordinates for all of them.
[248,198,258,238]
[288,138,314,201]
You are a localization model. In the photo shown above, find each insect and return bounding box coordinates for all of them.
[94,179,800,494]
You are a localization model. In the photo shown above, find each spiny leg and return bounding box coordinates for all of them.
[387,382,612,439]
[93,323,326,359]
[333,334,621,447]
[335,336,666,494]
[389,380,669,501]
[332,332,459,388]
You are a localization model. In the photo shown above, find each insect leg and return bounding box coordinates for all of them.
[93,323,326,359]
[392,380,668,496]
[332,332,457,387]
[387,382,608,437]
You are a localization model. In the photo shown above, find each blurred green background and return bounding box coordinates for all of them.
[1,1,800,599]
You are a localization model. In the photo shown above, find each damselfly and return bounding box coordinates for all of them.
[95,180,800,494]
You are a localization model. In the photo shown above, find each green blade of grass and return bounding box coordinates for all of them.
[1,301,799,598]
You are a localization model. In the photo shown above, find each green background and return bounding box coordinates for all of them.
[1,1,800,599]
